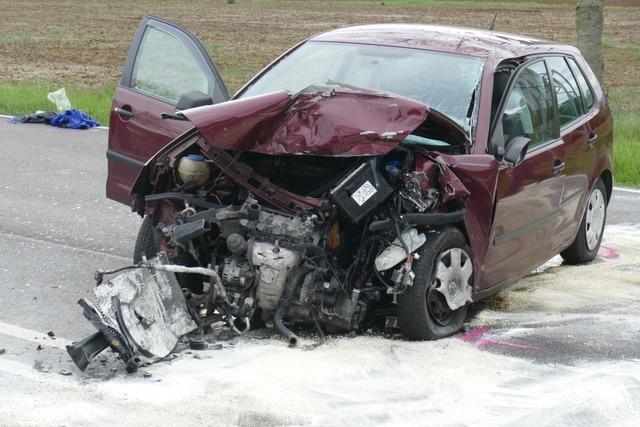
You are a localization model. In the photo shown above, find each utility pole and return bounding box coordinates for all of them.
[576,0,604,84]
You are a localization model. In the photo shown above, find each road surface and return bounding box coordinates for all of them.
[0,120,639,426]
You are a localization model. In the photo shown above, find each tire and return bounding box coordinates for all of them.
[397,227,471,340]
[133,215,161,264]
[561,178,607,264]
[133,216,204,293]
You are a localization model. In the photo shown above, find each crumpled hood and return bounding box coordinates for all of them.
[181,84,429,156]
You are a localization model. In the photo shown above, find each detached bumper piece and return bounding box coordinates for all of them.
[67,299,137,372]
[66,253,198,373]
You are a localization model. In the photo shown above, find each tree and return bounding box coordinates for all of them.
[576,0,604,84]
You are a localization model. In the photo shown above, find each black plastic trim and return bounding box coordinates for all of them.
[106,150,145,170]
[368,210,465,232]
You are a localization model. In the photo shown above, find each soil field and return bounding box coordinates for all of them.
[0,0,639,95]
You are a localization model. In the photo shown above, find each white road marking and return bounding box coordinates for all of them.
[614,186,640,194]
[0,320,73,350]
[1,231,130,261]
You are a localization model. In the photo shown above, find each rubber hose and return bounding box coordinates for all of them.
[273,267,309,347]
[274,305,298,347]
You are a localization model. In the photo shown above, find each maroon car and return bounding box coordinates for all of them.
[106,17,613,341]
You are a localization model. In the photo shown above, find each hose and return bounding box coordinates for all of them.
[273,267,309,347]
[274,305,298,347]
[149,263,229,303]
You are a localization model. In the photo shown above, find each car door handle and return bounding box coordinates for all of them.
[114,107,134,119]
[588,132,598,148]
[553,161,566,175]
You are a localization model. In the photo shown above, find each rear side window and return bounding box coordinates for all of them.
[567,57,595,111]
[500,61,556,148]
[131,26,210,103]
[546,56,583,127]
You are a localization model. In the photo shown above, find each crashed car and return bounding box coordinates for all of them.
[69,17,614,371]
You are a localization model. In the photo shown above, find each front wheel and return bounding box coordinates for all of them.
[133,215,204,293]
[561,178,607,264]
[133,215,161,264]
[397,227,472,340]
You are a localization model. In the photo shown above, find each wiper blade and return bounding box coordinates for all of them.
[465,88,476,120]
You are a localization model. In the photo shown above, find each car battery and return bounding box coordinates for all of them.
[330,159,394,222]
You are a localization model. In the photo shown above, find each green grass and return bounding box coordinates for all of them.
[0,81,638,186]
[608,87,640,187]
[613,115,639,186]
[0,83,114,125]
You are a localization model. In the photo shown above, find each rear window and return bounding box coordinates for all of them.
[501,60,556,148]
[567,57,595,111]
[546,56,583,127]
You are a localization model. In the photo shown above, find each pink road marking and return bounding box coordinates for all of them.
[459,326,490,342]
[599,245,619,260]
[458,327,541,351]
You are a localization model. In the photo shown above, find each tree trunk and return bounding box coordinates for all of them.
[576,0,604,84]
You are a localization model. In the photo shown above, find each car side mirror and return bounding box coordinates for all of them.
[503,136,530,167]
[176,90,214,111]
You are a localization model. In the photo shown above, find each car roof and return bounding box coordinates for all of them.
[310,24,580,62]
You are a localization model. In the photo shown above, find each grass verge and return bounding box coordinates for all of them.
[0,81,637,186]
[0,83,114,125]
[608,87,640,187]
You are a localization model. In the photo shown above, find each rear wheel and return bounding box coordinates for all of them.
[397,227,472,340]
[561,178,607,264]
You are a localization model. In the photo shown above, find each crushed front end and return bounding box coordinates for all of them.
[69,85,475,372]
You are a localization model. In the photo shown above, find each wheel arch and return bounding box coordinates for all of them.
[451,221,471,250]
[599,169,613,205]
[450,220,479,287]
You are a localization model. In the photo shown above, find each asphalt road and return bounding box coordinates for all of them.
[0,120,639,426]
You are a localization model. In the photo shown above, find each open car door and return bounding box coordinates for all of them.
[107,16,228,206]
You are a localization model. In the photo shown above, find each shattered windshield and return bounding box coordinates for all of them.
[240,41,485,128]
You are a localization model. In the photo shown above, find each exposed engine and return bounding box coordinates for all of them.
[134,131,468,347]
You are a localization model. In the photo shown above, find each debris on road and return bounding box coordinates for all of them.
[67,253,198,373]
[7,88,99,129]
[49,109,100,129]
[47,87,71,112]
[188,336,207,350]
[8,109,100,129]
[8,111,55,125]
